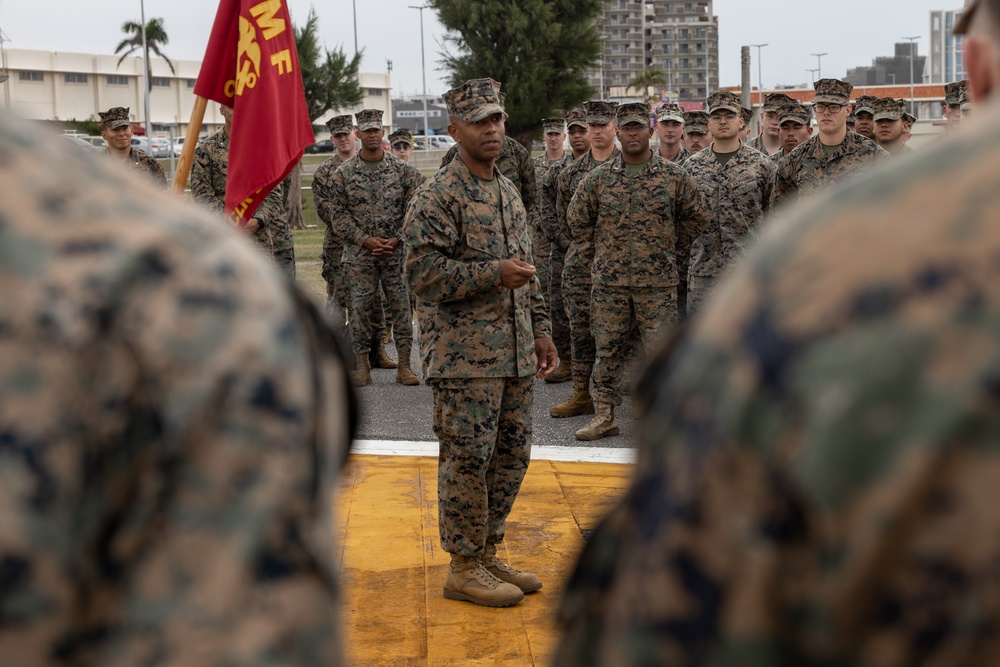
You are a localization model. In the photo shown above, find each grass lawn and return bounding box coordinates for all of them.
[294,228,326,302]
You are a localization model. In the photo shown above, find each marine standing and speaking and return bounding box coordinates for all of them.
[403,78,557,608]
[190,103,296,280]
[328,109,425,387]
[98,106,167,187]
[568,102,707,441]
[684,91,776,315]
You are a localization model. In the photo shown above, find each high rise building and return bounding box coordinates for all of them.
[844,42,927,87]
[587,0,719,105]
[929,8,967,83]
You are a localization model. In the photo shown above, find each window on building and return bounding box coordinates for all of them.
[64,73,88,84]
[150,77,170,88]
[186,79,196,88]
[679,28,689,38]
[19,71,44,82]
[662,44,673,54]
[107,75,129,86]
[662,29,672,38]
[367,88,383,96]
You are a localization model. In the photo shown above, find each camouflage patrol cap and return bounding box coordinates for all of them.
[813,78,853,105]
[741,107,754,126]
[565,109,587,130]
[852,95,879,117]
[873,97,906,122]
[656,103,685,123]
[779,103,813,126]
[762,93,796,113]
[706,91,742,115]
[944,80,968,105]
[99,107,131,130]
[683,110,710,134]
[584,100,618,125]
[326,114,353,136]
[355,109,384,132]
[388,128,413,147]
[902,111,917,125]
[960,85,973,111]
[444,77,505,123]
[542,117,566,134]
[616,102,651,127]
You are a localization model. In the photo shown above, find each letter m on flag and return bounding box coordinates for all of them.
[194,0,314,225]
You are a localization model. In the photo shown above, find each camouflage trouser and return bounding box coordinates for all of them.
[563,263,596,385]
[686,272,718,318]
[321,234,349,321]
[429,375,533,557]
[532,231,552,309]
[549,246,571,362]
[272,247,296,282]
[344,253,412,357]
[591,286,679,406]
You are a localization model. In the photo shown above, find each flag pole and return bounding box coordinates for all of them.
[171,95,209,195]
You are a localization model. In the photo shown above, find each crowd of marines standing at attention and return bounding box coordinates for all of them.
[95,72,973,445]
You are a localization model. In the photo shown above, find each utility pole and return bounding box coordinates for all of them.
[750,43,768,107]
[409,5,430,152]
[811,52,828,80]
[352,0,358,56]
[140,0,151,143]
[903,35,921,116]
[806,68,819,84]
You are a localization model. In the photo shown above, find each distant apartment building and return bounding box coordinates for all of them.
[844,42,927,88]
[587,0,719,106]
[0,47,391,138]
[929,8,967,83]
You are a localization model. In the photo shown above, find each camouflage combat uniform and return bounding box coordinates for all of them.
[663,145,692,164]
[774,128,889,207]
[440,136,538,214]
[0,114,354,666]
[104,146,167,187]
[403,156,551,558]
[569,153,706,407]
[312,153,351,319]
[684,143,776,314]
[190,129,296,280]
[329,151,425,360]
[538,155,575,363]
[558,147,621,386]
[555,98,1000,667]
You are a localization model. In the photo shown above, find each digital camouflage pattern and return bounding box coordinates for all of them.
[684,143,776,314]
[104,146,167,188]
[190,129,296,275]
[312,153,350,318]
[665,145,692,164]
[431,376,533,556]
[538,155,576,362]
[403,156,551,380]
[0,114,354,667]
[558,148,621,383]
[774,131,889,207]
[328,152,425,356]
[439,136,538,215]
[531,153,563,301]
[568,153,707,405]
[555,100,1000,667]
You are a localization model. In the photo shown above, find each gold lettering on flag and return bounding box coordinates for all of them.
[250,0,286,40]
[233,16,262,96]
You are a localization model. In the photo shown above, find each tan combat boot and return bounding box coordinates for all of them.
[443,555,524,607]
[395,347,419,386]
[544,358,572,384]
[549,379,595,418]
[376,327,398,369]
[352,356,372,387]
[575,403,619,441]
[482,546,542,593]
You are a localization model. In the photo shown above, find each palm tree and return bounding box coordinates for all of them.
[115,18,175,91]
[627,69,668,104]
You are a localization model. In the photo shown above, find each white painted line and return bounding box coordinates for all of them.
[351,439,636,465]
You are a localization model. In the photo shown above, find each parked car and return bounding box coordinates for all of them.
[430,135,456,149]
[131,136,151,153]
[305,138,334,154]
[61,135,102,153]
[149,136,172,158]
[172,136,185,157]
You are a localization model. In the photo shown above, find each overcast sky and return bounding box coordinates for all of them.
[0,0,966,97]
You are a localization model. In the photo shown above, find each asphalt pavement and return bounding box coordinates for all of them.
[355,342,638,449]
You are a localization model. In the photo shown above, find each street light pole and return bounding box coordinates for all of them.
[352,0,358,55]
[750,43,768,107]
[811,52,828,79]
[410,5,430,152]
[140,0,151,144]
[903,35,920,116]
[806,68,819,84]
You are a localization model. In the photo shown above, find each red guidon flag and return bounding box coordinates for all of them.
[194,0,313,225]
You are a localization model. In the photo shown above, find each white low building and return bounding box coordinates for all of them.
[1,47,392,139]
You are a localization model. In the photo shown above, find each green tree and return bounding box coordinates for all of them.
[429,0,602,150]
[114,18,175,91]
[286,8,363,230]
[627,69,668,104]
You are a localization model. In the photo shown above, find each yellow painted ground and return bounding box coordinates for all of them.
[335,454,633,666]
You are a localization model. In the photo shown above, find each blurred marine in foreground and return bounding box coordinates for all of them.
[0,115,355,666]
[554,0,1000,663]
